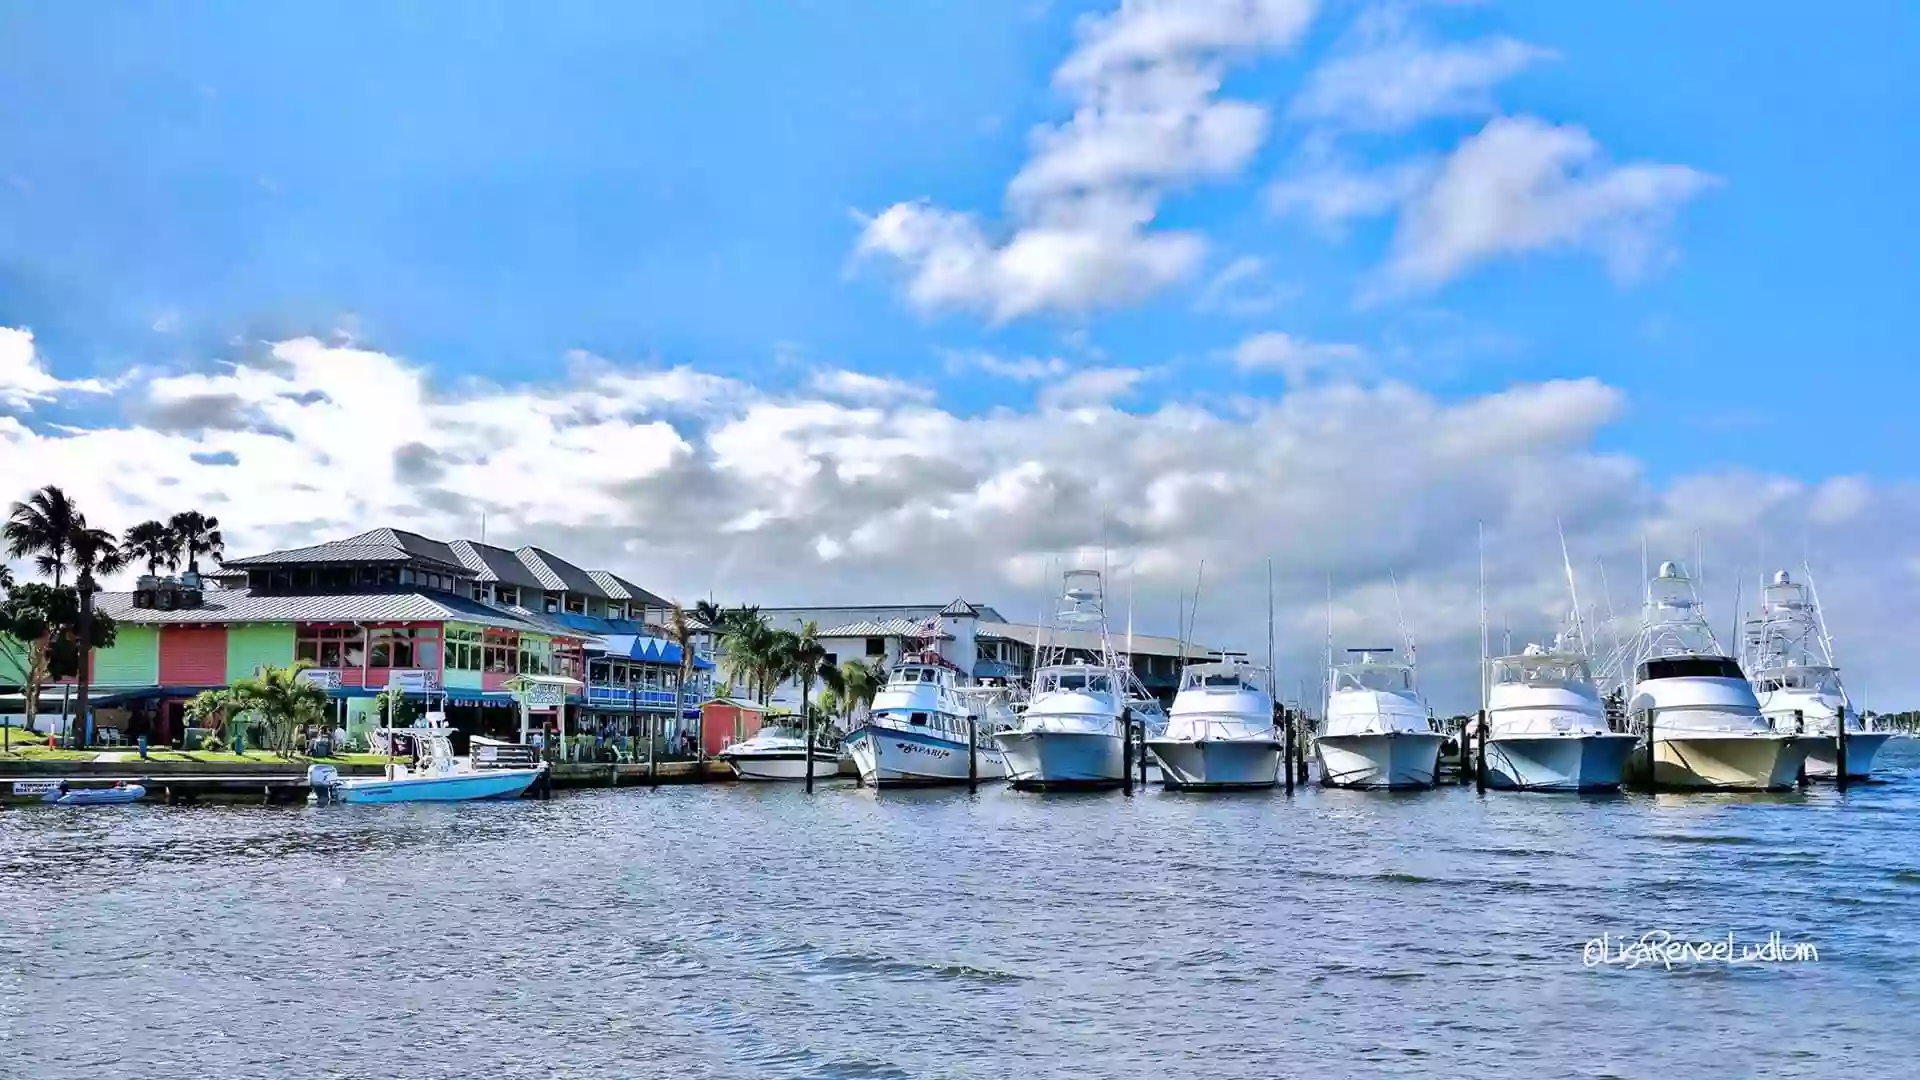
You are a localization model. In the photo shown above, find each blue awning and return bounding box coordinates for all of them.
[590,634,715,670]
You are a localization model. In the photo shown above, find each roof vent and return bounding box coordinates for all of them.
[132,576,204,611]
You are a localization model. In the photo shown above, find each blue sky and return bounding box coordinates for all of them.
[2,1,1917,703]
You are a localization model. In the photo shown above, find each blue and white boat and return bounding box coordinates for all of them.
[1743,569,1897,781]
[325,726,545,804]
[38,781,147,806]
[841,653,1013,787]
[1483,643,1637,792]
[996,569,1146,791]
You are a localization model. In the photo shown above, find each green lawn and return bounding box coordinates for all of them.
[0,743,401,768]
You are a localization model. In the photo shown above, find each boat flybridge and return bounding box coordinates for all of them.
[841,651,1014,787]
[1483,632,1637,792]
[1604,561,1818,791]
[1317,648,1444,789]
[1742,569,1895,781]
[1147,660,1280,789]
[995,569,1145,790]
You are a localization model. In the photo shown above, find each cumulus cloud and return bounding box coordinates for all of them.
[1193,255,1298,315]
[808,368,935,404]
[0,327,110,409]
[1036,366,1154,408]
[856,0,1318,321]
[1291,33,1555,132]
[1378,116,1719,295]
[1230,331,1368,381]
[3,328,1913,709]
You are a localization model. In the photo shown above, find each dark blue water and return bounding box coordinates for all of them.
[4,745,1919,1079]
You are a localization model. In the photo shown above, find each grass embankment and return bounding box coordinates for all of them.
[0,743,396,767]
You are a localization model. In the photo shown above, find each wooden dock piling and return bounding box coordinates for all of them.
[1835,705,1849,792]
[1281,705,1294,795]
[1474,710,1487,793]
[967,714,979,793]
[1795,710,1808,788]
[804,705,817,794]
[1121,708,1134,794]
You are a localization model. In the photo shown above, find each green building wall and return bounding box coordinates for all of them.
[92,625,161,686]
[442,620,484,690]
[225,623,296,682]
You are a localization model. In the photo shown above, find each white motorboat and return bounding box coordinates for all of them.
[717,725,839,781]
[1743,569,1896,781]
[1605,562,1818,791]
[326,726,545,804]
[1148,660,1280,789]
[841,653,1013,787]
[996,569,1143,791]
[1317,649,1444,789]
[1483,642,1637,792]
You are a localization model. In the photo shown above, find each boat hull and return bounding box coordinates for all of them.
[1802,732,1898,780]
[1625,734,1818,791]
[721,751,839,781]
[48,785,147,806]
[997,729,1123,790]
[844,726,1006,787]
[1147,738,1281,789]
[336,768,543,804]
[1317,732,1443,790]
[1485,734,1638,793]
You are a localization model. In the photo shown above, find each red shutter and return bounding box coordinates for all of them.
[159,627,228,686]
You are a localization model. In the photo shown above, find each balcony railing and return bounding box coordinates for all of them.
[585,684,684,710]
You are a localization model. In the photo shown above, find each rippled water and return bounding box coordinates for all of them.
[5,743,1920,1079]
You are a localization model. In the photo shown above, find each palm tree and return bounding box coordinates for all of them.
[167,510,224,574]
[790,622,835,734]
[66,522,127,748]
[122,520,178,577]
[766,628,802,711]
[666,603,699,761]
[5,485,81,586]
[184,688,239,752]
[693,599,728,633]
[229,661,329,756]
[837,658,885,726]
[718,611,774,703]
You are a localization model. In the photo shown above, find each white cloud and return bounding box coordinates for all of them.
[808,368,935,404]
[1291,34,1555,132]
[856,0,1318,321]
[0,327,110,409]
[1193,255,1298,315]
[1230,331,1368,381]
[1378,116,1718,294]
[5,327,1917,708]
[1036,366,1153,408]
[943,349,1072,383]
[1268,150,1434,232]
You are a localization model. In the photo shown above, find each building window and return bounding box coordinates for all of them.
[495,585,519,607]
[447,627,482,671]
[483,629,520,674]
[295,625,358,668]
[866,637,885,656]
[565,594,585,614]
[519,637,553,676]
[367,627,438,669]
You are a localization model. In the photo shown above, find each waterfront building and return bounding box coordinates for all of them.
[0,527,711,751]
[753,599,1210,709]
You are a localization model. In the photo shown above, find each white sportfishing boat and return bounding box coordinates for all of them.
[841,652,1014,787]
[717,725,839,781]
[996,569,1144,790]
[1317,648,1444,789]
[1147,660,1280,789]
[1484,639,1637,793]
[1607,561,1818,791]
[321,725,545,804]
[1742,569,1896,781]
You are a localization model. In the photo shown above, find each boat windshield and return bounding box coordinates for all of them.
[1039,670,1113,695]
[1334,667,1411,693]
[1492,658,1590,686]
[1638,656,1744,681]
[1754,668,1840,694]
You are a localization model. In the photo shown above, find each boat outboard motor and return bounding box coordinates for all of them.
[305,763,340,804]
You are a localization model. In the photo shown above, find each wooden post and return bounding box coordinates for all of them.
[1474,710,1487,793]
[1121,708,1134,794]
[804,703,816,794]
[1835,704,1849,792]
[1281,705,1294,795]
[648,713,659,787]
[1138,713,1149,790]
[967,714,979,793]
[1295,714,1309,784]
[1794,709,1808,788]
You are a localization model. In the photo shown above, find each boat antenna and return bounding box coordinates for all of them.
[1187,560,1206,662]
[1176,588,1186,666]
[1390,569,1415,690]
[1125,563,1136,666]
[1557,518,1587,657]
[1266,557,1277,698]
[1803,559,1844,683]
[1324,573,1334,710]
[1728,569,1742,660]
[1596,556,1622,656]
[1478,522,1489,715]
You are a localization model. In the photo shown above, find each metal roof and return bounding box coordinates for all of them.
[586,569,668,608]
[223,528,470,574]
[449,539,546,589]
[514,546,607,598]
[940,598,981,617]
[974,621,1211,659]
[93,588,555,633]
[815,617,951,640]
